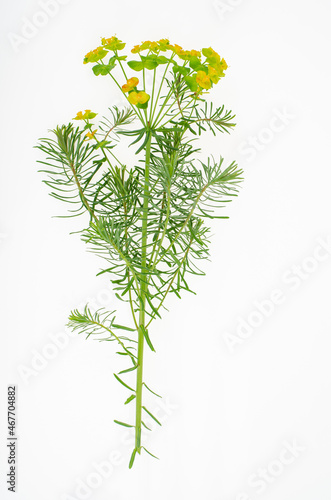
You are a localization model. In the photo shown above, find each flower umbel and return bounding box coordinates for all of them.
[101,36,125,51]
[73,110,98,120]
[83,46,108,64]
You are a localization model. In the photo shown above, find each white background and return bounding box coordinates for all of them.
[1,0,331,499]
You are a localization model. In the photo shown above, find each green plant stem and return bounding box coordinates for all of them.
[149,68,157,123]
[135,132,152,453]
[150,55,175,125]
[148,106,196,276]
[154,97,193,128]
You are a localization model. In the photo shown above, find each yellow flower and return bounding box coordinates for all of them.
[84,110,97,119]
[122,77,139,93]
[136,91,150,104]
[131,41,152,53]
[128,92,139,105]
[169,43,183,55]
[73,110,97,120]
[149,41,159,52]
[85,129,97,140]
[131,44,141,54]
[127,77,139,88]
[83,46,108,64]
[202,47,221,66]
[73,111,84,120]
[212,58,228,78]
[128,91,150,105]
[158,38,170,51]
[101,35,125,51]
[220,58,228,71]
[140,41,151,51]
[208,65,220,84]
[178,49,201,61]
[122,84,131,93]
[196,70,212,90]
[177,49,190,60]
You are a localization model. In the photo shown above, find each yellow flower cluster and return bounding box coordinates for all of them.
[131,39,167,53]
[194,48,228,91]
[82,36,228,100]
[131,39,194,56]
[177,49,201,61]
[128,39,227,93]
[196,71,211,90]
[122,77,139,93]
[84,36,125,64]
[73,110,97,120]
[169,43,182,55]
[101,36,125,51]
[83,46,108,65]
[202,47,228,83]
[127,91,150,106]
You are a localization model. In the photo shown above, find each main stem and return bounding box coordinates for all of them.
[135,132,152,453]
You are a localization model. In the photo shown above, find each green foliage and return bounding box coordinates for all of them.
[35,38,243,468]
[92,63,116,76]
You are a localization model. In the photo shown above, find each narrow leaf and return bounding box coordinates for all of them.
[114,420,134,428]
[142,446,160,460]
[141,325,155,352]
[142,406,162,426]
[114,374,135,392]
[124,394,136,405]
[143,382,162,398]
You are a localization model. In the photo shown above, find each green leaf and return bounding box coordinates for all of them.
[127,60,144,71]
[114,373,135,392]
[145,293,161,318]
[189,56,201,70]
[121,277,135,296]
[143,382,162,398]
[142,406,162,426]
[141,325,155,352]
[119,364,138,375]
[140,55,159,70]
[144,59,158,70]
[94,140,111,149]
[114,420,134,428]
[142,446,159,460]
[184,75,198,91]
[195,64,208,73]
[173,65,190,76]
[137,101,149,110]
[124,394,136,405]
[112,323,136,332]
[156,55,169,64]
[92,63,116,76]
